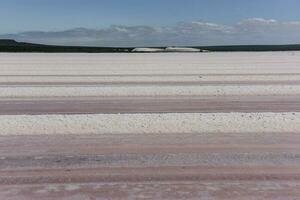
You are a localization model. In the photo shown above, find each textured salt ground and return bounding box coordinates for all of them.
[2,74,300,83]
[1,52,300,199]
[1,52,300,75]
[1,52,300,98]
[1,133,300,200]
[2,181,300,200]
[2,80,300,86]
[0,112,299,135]
[1,85,300,98]
[1,96,300,115]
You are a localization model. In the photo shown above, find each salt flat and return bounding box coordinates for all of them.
[1,112,299,135]
[1,52,300,75]
[1,52,300,199]
[1,52,300,98]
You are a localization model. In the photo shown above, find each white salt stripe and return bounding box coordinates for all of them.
[0,85,300,97]
[1,52,300,75]
[2,75,300,83]
[0,112,299,135]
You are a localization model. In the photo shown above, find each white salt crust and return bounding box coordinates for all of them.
[1,75,300,83]
[1,52,300,76]
[0,85,300,98]
[0,112,299,135]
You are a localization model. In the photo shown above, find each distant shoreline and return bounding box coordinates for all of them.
[1,39,300,53]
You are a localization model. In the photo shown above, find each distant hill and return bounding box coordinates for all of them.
[0,39,20,46]
[0,39,133,53]
[1,39,300,52]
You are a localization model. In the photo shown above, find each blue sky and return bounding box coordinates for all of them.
[1,0,300,46]
[1,0,300,33]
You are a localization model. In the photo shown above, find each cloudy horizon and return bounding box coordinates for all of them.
[1,0,300,47]
[2,18,300,47]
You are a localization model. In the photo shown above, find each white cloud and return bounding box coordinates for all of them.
[2,18,300,46]
[239,18,278,25]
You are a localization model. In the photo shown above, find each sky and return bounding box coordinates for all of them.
[1,0,300,46]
